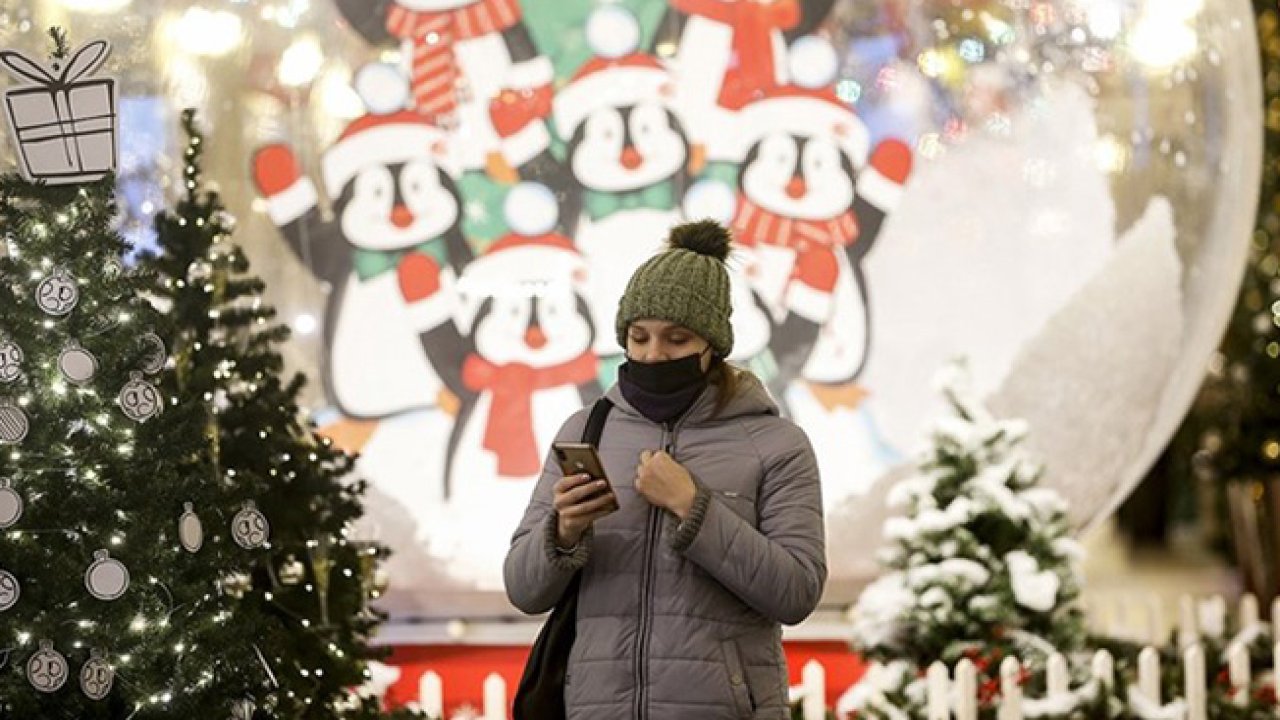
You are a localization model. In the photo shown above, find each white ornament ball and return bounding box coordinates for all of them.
[0,478,22,529]
[58,344,98,386]
[0,568,19,611]
[116,373,163,423]
[85,549,130,601]
[35,270,79,317]
[355,62,410,115]
[587,5,640,60]
[0,338,24,383]
[789,35,840,90]
[80,648,114,701]
[27,640,68,693]
[178,502,204,553]
[232,501,270,550]
[681,179,737,225]
[503,182,559,237]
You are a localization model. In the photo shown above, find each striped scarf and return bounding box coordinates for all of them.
[731,196,859,253]
[386,0,523,124]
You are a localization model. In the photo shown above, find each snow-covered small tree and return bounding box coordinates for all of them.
[845,361,1109,718]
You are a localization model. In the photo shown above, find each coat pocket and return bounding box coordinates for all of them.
[720,639,756,719]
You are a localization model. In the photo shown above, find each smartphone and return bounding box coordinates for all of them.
[552,441,617,507]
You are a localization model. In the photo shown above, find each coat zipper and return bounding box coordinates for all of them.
[634,422,668,719]
[635,412,692,719]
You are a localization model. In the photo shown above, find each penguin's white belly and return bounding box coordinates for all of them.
[330,272,442,417]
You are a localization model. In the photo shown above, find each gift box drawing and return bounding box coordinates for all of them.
[1,39,117,185]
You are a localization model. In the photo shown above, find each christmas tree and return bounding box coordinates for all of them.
[846,362,1105,718]
[142,109,423,718]
[0,29,271,719]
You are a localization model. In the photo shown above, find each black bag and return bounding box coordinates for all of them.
[512,397,613,720]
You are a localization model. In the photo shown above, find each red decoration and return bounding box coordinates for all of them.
[382,641,866,714]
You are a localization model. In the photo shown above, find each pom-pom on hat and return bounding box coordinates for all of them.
[615,220,735,357]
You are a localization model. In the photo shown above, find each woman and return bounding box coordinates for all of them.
[504,220,827,719]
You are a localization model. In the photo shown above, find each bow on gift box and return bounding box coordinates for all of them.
[1,39,117,184]
[0,39,111,90]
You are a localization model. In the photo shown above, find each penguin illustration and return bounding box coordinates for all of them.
[417,183,601,499]
[729,38,912,408]
[553,6,702,374]
[333,0,557,175]
[251,65,473,419]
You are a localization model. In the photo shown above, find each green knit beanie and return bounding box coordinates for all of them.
[615,219,734,357]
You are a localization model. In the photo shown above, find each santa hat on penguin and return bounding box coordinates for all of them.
[321,63,461,196]
[732,36,911,210]
[455,181,589,328]
[552,6,683,141]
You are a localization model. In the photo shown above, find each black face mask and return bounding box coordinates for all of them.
[618,348,713,424]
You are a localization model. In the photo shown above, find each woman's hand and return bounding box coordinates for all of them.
[554,474,617,548]
[635,451,698,520]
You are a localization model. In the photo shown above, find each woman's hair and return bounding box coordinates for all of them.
[708,359,745,417]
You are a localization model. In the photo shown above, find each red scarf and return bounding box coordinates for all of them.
[386,0,522,124]
[672,0,800,109]
[462,352,598,477]
[732,195,859,252]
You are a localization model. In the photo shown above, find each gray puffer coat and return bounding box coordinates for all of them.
[504,371,827,720]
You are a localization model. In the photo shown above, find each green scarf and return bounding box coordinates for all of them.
[582,180,676,222]
[351,239,449,282]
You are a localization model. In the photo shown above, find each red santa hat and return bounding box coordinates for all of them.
[731,36,870,168]
[552,6,676,139]
[457,183,587,309]
[321,63,458,196]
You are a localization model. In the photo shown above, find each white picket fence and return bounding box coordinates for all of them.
[377,661,833,720]
[918,593,1280,719]
[366,593,1277,720]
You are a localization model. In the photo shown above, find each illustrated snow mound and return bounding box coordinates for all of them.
[987,196,1182,531]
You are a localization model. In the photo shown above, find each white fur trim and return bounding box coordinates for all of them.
[501,119,550,167]
[856,166,905,212]
[553,66,671,139]
[266,178,318,226]
[506,56,553,89]
[785,279,835,323]
[323,124,455,196]
[460,245,585,296]
[405,266,458,330]
[735,97,870,167]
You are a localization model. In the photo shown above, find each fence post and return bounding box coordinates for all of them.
[1271,596,1280,626]
[1185,645,1206,720]
[927,661,950,720]
[1178,595,1199,648]
[1228,642,1250,708]
[419,670,443,719]
[1137,646,1161,706]
[997,656,1023,720]
[955,658,977,720]
[1240,593,1260,629]
[1275,641,1280,697]
[1199,596,1227,639]
[802,660,826,720]
[482,673,506,720]
[1147,595,1165,645]
[1046,653,1069,699]
[1092,649,1114,691]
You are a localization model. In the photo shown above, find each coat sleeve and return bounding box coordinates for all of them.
[668,421,827,625]
[503,410,591,615]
